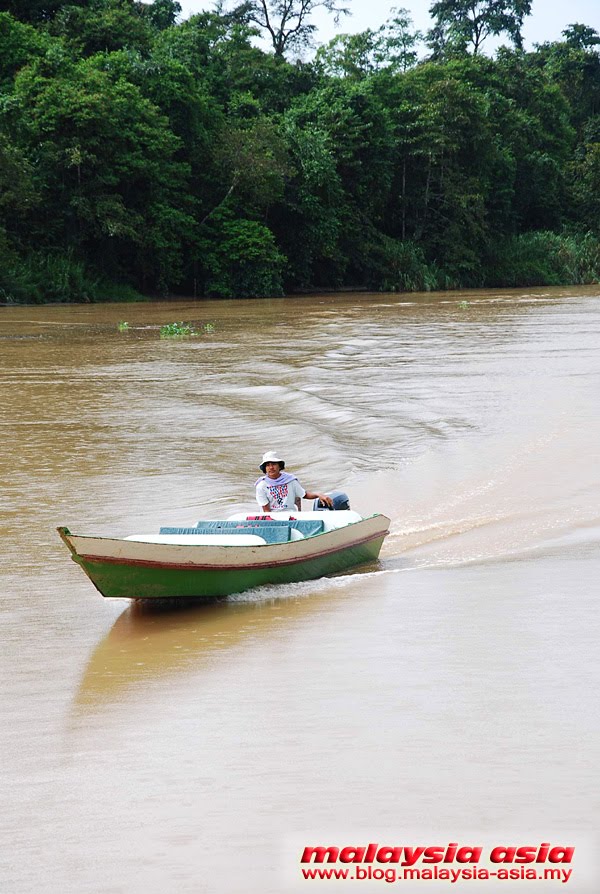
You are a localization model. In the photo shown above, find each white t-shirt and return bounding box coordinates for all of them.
[256,477,306,511]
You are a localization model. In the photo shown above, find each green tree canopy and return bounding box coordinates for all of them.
[562,24,600,51]
[0,0,91,23]
[4,52,194,290]
[428,0,532,55]
[1,0,600,300]
[49,0,155,57]
[315,8,422,78]
[0,12,52,87]
[232,0,350,57]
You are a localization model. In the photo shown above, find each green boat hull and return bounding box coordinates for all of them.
[71,536,385,601]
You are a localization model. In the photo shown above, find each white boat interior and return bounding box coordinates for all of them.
[123,510,364,547]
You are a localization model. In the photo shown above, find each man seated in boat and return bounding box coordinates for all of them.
[255,451,333,513]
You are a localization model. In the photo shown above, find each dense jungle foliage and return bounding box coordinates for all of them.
[0,0,599,302]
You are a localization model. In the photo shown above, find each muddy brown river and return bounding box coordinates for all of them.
[1,287,599,893]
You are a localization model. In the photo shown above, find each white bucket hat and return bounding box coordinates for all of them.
[259,450,285,472]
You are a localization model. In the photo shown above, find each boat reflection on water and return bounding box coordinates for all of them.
[73,570,379,709]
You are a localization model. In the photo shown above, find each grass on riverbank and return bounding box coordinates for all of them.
[355,230,600,293]
[1,232,599,304]
[484,231,600,288]
[0,251,146,304]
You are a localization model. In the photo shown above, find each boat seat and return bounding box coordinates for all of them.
[240,519,325,537]
[192,519,325,537]
[159,525,291,544]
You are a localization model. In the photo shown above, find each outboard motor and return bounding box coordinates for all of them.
[312,490,351,511]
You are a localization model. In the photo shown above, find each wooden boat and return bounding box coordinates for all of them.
[57,510,390,602]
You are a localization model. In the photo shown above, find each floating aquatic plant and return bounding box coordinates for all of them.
[117,321,130,331]
[160,321,198,338]
[458,300,470,309]
[159,321,216,338]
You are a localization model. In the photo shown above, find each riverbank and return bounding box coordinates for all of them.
[2,229,599,306]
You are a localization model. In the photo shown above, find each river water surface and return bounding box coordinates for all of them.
[1,288,599,893]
